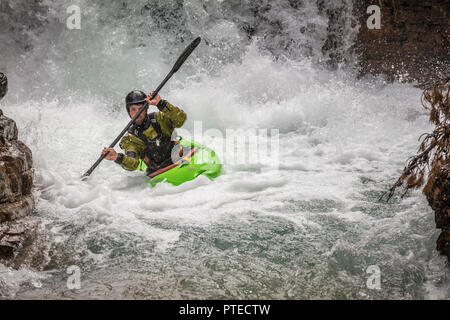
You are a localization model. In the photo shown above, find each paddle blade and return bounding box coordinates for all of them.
[171,37,201,73]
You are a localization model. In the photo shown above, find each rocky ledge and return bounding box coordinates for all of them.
[0,72,36,262]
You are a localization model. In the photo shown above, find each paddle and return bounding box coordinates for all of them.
[81,37,201,179]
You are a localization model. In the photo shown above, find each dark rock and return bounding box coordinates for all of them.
[0,72,35,261]
[436,229,450,263]
[0,195,35,223]
[0,117,34,203]
[425,160,450,263]
[0,220,36,260]
[354,0,449,88]
[0,113,18,144]
[0,72,7,100]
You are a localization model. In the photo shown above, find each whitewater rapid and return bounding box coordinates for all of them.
[1,0,449,299]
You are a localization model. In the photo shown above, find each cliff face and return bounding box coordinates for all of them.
[0,73,35,261]
[354,0,449,87]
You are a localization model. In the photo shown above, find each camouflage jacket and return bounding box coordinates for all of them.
[116,100,186,171]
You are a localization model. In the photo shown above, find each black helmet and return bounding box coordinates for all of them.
[125,90,147,115]
[0,72,7,100]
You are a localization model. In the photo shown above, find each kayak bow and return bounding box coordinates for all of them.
[137,137,222,187]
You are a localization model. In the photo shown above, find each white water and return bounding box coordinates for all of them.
[0,0,448,299]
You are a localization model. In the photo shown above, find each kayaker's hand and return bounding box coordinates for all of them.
[146,91,161,106]
[102,147,118,161]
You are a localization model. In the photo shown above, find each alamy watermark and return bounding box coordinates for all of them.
[172,121,280,170]
[66,5,81,30]
[366,5,381,30]
[66,5,382,32]
[67,265,81,290]
[366,265,381,290]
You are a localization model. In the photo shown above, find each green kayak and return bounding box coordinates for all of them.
[137,137,222,187]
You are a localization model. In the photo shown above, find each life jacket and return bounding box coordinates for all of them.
[128,112,176,174]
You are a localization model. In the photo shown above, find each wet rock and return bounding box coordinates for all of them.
[0,114,18,143]
[0,112,34,207]
[0,142,33,202]
[425,160,450,264]
[0,72,35,261]
[354,0,449,88]
[0,220,36,260]
[0,195,35,223]
[0,72,7,100]
[437,230,450,263]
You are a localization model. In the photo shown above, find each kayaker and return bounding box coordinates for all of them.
[101,90,187,175]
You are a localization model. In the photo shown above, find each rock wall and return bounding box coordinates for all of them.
[354,0,449,87]
[0,72,35,261]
